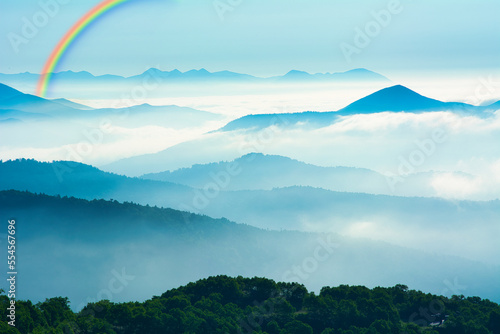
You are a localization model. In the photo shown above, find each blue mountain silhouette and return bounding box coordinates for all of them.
[338,84,472,114]
[220,85,487,131]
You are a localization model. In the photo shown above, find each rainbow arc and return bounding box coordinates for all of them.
[37,0,128,97]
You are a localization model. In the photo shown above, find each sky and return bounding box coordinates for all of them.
[1,0,499,79]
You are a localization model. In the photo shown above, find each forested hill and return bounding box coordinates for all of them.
[2,189,500,312]
[1,275,499,334]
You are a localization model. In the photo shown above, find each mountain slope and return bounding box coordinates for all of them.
[0,108,52,122]
[338,84,473,114]
[0,82,80,114]
[51,98,93,110]
[2,159,499,266]
[486,99,500,109]
[0,158,194,204]
[0,83,223,126]
[140,153,473,198]
[140,152,388,192]
[0,82,25,102]
[1,190,499,309]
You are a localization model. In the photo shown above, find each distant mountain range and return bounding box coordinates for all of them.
[100,84,500,177]
[0,68,390,86]
[219,85,499,132]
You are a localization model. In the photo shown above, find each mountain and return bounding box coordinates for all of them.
[218,111,338,132]
[280,69,314,80]
[0,158,194,203]
[0,83,223,126]
[218,85,489,132]
[51,98,94,110]
[487,99,500,109]
[130,68,257,81]
[0,71,125,85]
[78,103,223,128]
[140,153,385,191]
[1,190,499,310]
[50,70,125,82]
[0,117,23,124]
[0,68,390,88]
[0,68,392,101]
[0,81,25,102]
[0,108,51,122]
[276,68,390,82]
[338,84,474,115]
[327,68,390,81]
[140,152,460,197]
[2,159,499,265]
[0,82,80,115]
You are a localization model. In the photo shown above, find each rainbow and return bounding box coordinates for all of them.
[36,0,129,97]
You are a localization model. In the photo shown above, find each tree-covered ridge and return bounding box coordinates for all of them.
[1,276,499,334]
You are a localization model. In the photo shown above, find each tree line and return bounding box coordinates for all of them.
[1,275,500,333]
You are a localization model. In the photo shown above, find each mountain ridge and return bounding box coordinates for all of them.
[218,84,491,132]
[139,152,475,198]
[0,67,390,85]
[0,83,223,125]
[2,189,500,309]
[2,158,499,268]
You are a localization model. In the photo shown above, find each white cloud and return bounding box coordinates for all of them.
[430,173,482,199]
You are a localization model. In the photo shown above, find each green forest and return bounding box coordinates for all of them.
[1,275,499,334]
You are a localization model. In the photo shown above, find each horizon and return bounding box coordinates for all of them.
[0,67,384,77]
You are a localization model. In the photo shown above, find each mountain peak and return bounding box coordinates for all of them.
[344,68,374,74]
[143,68,163,75]
[284,70,311,77]
[339,84,446,114]
[238,152,266,160]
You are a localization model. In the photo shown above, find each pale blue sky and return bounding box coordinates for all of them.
[1,0,499,78]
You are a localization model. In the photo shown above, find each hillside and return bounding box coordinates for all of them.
[0,82,222,126]
[1,275,499,334]
[2,159,499,266]
[141,153,385,191]
[140,153,470,198]
[1,190,499,310]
